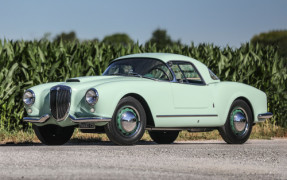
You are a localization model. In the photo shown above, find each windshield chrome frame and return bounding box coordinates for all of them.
[103,58,206,85]
[103,57,175,82]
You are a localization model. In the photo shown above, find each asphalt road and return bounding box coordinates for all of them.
[0,139,286,180]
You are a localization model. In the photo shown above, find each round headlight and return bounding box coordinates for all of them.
[85,88,99,106]
[23,89,35,106]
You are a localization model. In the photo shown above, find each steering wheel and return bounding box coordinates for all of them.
[148,67,170,80]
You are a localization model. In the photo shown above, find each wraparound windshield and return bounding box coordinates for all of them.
[103,58,173,81]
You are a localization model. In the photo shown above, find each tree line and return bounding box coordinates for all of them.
[44,29,287,58]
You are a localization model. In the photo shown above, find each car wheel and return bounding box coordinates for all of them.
[219,99,253,144]
[148,131,179,144]
[33,125,74,145]
[105,96,146,145]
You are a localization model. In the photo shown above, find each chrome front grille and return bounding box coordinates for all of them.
[50,85,71,121]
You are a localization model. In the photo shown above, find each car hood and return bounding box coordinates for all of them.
[66,76,115,83]
[60,75,151,90]
[29,75,152,101]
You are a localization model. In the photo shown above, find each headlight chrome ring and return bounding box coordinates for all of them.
[85,88,99,106]
[23,89,35,106]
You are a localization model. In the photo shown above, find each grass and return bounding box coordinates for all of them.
[0,120,286,144]
[0,128,40,144]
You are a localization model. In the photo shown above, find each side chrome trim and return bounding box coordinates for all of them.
[156,114,218,118]
[69,115,111,123]
[258,112,273,121]
[146,127,190,131]
[23,114,50,123]
[146,127,215,132]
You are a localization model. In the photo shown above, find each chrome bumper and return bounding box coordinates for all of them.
[23,114,111,123]
[69,115,111,123]
[258,112,273,121]
[23,114,50,123]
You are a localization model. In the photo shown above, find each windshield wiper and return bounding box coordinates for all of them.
[109,72,158,81]
[109,72,142,78]
[128,72,142,77]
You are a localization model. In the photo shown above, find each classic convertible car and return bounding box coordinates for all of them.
[23,53,272,145]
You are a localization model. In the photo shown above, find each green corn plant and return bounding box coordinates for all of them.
[0,40,286,131]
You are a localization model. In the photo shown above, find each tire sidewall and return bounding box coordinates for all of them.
[148,130,179,144]
[106,96,146,145]
[224,100,253,143]
[33,125,74,145]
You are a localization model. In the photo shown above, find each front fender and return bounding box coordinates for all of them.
[93,80,173,126]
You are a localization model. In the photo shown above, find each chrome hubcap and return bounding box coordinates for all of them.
[120,111,137,132]
[234,112,246,131]
[230,107,248,136]
[116,106,140,136]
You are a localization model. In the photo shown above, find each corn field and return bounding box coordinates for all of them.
[0,40,286,131]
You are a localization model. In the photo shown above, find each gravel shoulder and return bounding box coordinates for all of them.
[0,139,286,180]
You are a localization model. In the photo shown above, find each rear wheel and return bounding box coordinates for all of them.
[105,96,146,145]
[219,99,253,144]
[33,125,74,145]
[148,131,179,144]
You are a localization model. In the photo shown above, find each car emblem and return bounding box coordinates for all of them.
[57,87,60,91]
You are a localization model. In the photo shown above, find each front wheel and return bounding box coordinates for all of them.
[148,131,179,144]
[105,96,146,145]
[33,125,74,145]
[219,99,253,144]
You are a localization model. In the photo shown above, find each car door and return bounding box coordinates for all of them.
[170,62,212,109]
[155,61,218,127]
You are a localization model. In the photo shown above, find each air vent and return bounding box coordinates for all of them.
[66,79,80,82]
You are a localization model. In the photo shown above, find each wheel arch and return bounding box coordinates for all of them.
[234,96,254,123]
[122,93,155,127]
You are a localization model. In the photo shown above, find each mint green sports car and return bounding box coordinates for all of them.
[23,53,272,145]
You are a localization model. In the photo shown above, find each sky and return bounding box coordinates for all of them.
[0,0,286,47]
